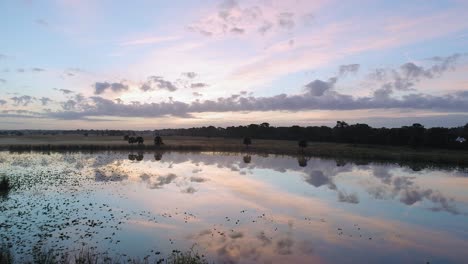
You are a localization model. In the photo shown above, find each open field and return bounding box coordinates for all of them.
[1,135,468,167]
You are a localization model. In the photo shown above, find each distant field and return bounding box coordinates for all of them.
[1,135,468,167]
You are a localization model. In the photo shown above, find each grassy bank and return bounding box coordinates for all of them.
[1,135,468,167]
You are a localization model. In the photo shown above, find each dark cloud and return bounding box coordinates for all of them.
[0,78,6,84]
[304,170,336,190]
[399,187,459,214]
[275,238,294,255]
[94,81,129,94]
[39,97,52,106]
[339,64,360,76]
[55,88,75,95]
[182,186,197,194]
[43,86,468,120]
[256,231,272,246]
[277,12,295,30]
[304,78,336,96]
[190,176,207,182]
[258,21,273,34]
[191,83,208,89]
[31,67,45,72]
[61,100,77,110]
[148,76,178,92]
[338,190,360,204]
[182,72,197,79]
[140,83,152,92]
[10,95,35,106]
[27,53,467,120]
[372,53,463,92]
[0,54,7,60]
[17,68,25,73]
[230,27,245,34]
[192,92,203,97]
[149,173,178,189]
[0,99,7,106]
[229,231,244,239]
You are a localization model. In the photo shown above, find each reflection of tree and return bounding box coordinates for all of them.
[136,152,144,161]
[154,152,163,161]
[335,159,347,167]
[128,152,144,161]
[243,155,251,164]
[297,156,309,167]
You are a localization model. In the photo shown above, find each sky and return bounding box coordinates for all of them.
[0,0,468,129]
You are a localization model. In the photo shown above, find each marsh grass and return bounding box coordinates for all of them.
[0,176,11,193]
[1,246,211,264]
[0,244,13,264]
[4,139,468,168]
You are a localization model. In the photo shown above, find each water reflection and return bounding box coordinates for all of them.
[297,156,309,167]
[128,152,144,161]
[0,151,467,263]
[154,152,163,161]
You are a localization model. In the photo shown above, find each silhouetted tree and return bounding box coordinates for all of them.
[136,136,144,145]
[243,137,252,148]
[154,136,164,146]
[128,137,136,145]
[298,139,308,152]
[408,123,425,148]
[124,135,129,141]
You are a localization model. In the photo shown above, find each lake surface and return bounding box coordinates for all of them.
[0,151,467,263]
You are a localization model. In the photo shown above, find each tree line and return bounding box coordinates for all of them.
[157,122,468,150]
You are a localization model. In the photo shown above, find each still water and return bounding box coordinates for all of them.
[0,151,467,263]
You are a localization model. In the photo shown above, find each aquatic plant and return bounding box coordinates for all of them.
[167,247,209,264]
[0,244,13,264]
[0,175,11,193]
[0,245,211,264]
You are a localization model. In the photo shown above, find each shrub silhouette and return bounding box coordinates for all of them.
[243,137,252,148]
[243,155,251,164]
[136,136,144,145]
[298,139,308,152]
[154,136,164,146]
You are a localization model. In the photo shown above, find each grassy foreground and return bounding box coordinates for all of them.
[1,135,468,167]
[0,245,210,264]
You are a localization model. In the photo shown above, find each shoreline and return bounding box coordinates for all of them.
[1,137,468,168]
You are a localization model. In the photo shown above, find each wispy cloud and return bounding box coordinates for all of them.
[119,36,181,46]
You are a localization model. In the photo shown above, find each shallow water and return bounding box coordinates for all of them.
[0,151,467,263]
